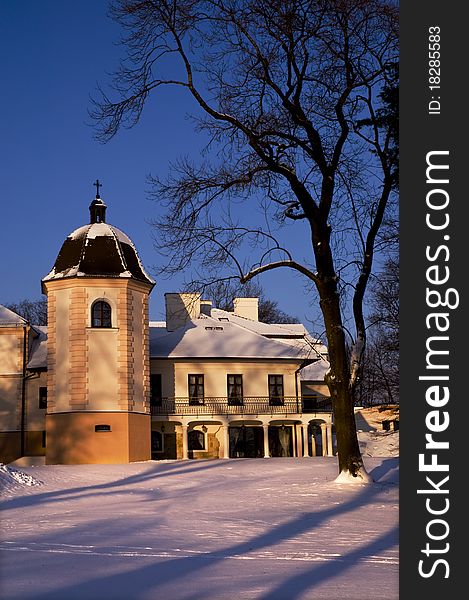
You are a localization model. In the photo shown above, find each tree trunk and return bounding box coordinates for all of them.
[319,282,366,479]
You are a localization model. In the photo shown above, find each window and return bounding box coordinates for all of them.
[150,374,162,407]
[227,374,243,405]
[91,301,112,328]
[95,424,111,432]
[268,375,284,405]
[39,387,47,409]
[188,429,205,450]
[188,374,204,405]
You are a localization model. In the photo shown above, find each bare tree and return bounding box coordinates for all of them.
[91,0,398,480]
[4,298,47,326]
[370,258,399,348]
[357,257,399,405]
[202,279,299,323]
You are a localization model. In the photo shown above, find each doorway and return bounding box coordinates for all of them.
[269,425,293,457]
[229,426,263,458]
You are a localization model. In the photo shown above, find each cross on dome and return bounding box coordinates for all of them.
[94,179,102,198]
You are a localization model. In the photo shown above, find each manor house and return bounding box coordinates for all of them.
[0,192,332,465]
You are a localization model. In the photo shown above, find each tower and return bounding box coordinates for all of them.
[42,187,155,464]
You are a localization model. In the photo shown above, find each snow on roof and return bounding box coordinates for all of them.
[42,221,154,288]
[0,304,28,326]
[299,358,330,381]
[27,326,48,370]
[210,308,307,337]
[69,222,133,245]
[209,308,327,361]
[26,321,322,365]
[149,318,311,360]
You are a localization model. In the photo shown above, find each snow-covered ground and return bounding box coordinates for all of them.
[0,433,398,600]
[358,430,399,458]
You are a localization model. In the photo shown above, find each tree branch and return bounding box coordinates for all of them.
[241,260,319,284]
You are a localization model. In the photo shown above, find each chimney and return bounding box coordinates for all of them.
[233,297,259,321]
[165,293,201,332]
[200,300,212,316]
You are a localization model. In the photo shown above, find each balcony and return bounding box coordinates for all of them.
[150,396,332,417]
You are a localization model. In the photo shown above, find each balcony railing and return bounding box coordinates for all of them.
[150,396,332,417]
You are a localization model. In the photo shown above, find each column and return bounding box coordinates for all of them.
[263,424,270,458]
[181,425,189,460]
[294,425,300,458]
[222,425,230,459]
[311,434,317,457]
[320,423,327,457]
[302,424,310,457]
[326,423,333,456]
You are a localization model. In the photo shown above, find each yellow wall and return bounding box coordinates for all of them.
[0,329,23,374]
[150,361,175,398]
[44,278,151,415]
[0,327,24,432]
[87,328,119,409]
[129,287,146,412]
[0,376,21,433]
[0,326,48,462]
[172,360,299,398]
[46,287,69,411]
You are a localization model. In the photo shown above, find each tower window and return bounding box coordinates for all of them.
[91,301,112,328]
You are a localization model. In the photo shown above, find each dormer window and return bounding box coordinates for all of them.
[92,301,112,328]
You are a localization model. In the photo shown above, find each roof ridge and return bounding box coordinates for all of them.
[77,223,93,268]
[208,317,308,356]
[107,223,129,273]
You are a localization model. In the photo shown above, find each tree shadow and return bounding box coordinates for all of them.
[369,457,399,483]
[259,526,398,600]
[6,464,397,600]
[0,459,230,511]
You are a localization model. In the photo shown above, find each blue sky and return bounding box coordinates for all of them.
[0,1,323,328]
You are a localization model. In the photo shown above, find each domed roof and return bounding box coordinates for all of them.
[42,196,155,290]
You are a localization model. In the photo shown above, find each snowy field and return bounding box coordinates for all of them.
[1,433,398,600]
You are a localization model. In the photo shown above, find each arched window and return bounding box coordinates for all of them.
[91,301,112,328]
